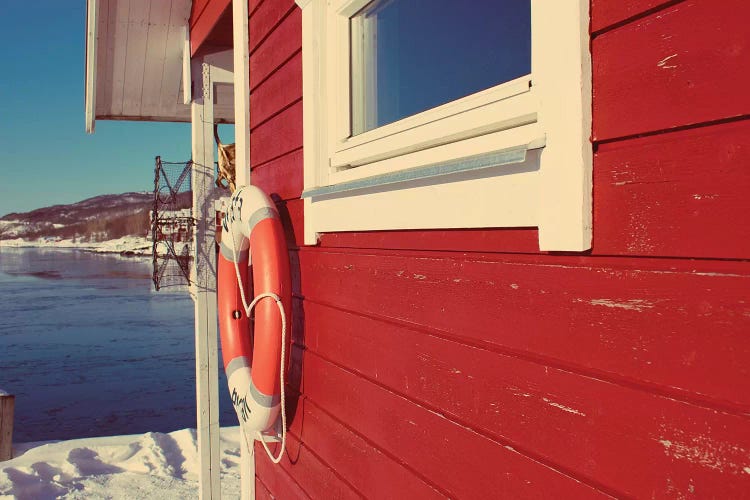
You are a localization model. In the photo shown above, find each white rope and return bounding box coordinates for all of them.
[229,223,287,465]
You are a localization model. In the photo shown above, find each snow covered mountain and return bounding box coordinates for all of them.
[0,192,190,242]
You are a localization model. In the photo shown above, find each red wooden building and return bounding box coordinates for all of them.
[88,0,750,497]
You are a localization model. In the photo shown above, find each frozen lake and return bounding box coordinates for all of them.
[0,247,235,442]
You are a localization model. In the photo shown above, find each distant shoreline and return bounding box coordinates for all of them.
[0,236,153,258]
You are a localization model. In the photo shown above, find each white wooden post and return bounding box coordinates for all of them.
[232,0,254,498]
[191,60,222,500]
[233,0,251,189]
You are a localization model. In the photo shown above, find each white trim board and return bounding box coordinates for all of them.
[85,0,99,133]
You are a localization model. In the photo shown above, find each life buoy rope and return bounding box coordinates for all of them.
[218,185,291,464]
[228,252,287,464]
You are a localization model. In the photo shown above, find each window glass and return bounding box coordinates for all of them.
[351,0,531,135]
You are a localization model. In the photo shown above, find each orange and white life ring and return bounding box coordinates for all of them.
[217,185,291,440]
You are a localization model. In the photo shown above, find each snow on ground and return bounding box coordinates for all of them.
[0,237,190,258]
[0,428,241,499]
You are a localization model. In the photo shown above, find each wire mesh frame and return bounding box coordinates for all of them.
[152,156,195,291]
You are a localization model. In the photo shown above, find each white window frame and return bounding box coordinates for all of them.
[295,0,592,251]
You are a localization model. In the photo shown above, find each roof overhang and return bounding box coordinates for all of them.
[85,0,234,133]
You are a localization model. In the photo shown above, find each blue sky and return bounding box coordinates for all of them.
[0,1,194,216]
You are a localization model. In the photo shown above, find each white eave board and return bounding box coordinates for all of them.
[85,0,234,133]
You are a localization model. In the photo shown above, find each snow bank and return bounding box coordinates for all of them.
[0,428,241,499]
[0,236,190,258]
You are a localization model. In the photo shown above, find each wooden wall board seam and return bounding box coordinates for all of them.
[254,476,274,500]
[592,0,750,141]
[250,147,304,201]
[591,0,688,36]
[249,0,266,18]
[249,146,303,170]
[255,456,313,499]
[316,244,750,262]
[301,351,619,497]
[297,294,750,417]
[294,251,750,408]
[301,348,629,497]
[294,246,750,276]
[250,101,303,165]
[250,48,302,93]
[254,440,313,499]
[251,139,303,171]
[593,115,750,148]
[592,117,750,260]
[300,301,750,497]
[249,49,302,127]
[249,9,301,88]
[189,0,231,56]
[299,395,489,499]
[252,395,367,499]
[189,0,211,29]
[263,426,364,499]
[299,305,750,421]
[277,394,447,499]
[594,116,750,152]
[251,96,303,133]
[249,2,298,56]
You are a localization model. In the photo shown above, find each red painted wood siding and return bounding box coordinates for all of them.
[189,0,231,56]
[239,0,750,498]
[593,0,750,141]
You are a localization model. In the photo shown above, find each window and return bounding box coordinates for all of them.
[350,1,531,135]
[296,0,592,251]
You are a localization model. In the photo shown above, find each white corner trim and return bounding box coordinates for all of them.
[233,0,251,186]
[295,0,313,9]
[182,25,191,105]
[535,0,592,251]
[84,0,98,134]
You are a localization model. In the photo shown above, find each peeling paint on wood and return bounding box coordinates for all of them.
[656,432,750,475]
[583,298,655,312]
[656,53,678,68]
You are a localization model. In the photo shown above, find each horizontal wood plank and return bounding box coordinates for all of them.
[593,0,750,141]
[593,119,750,259]
[297,248,750,410]
[254,443,310,499]
[249,0,297,54]
[250,100,303,167]
[302,352,610,498]
[286,395,448,498]
[250,52,302,128]
[256,420,361,500]
[189,0,212,28]
[251,148,303,201]
[249,0,263,16]
[590,0,676,33]
[249,9,301,90]
[189,0,231,56]
[255,478,274,500]
[302,300,750,498]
